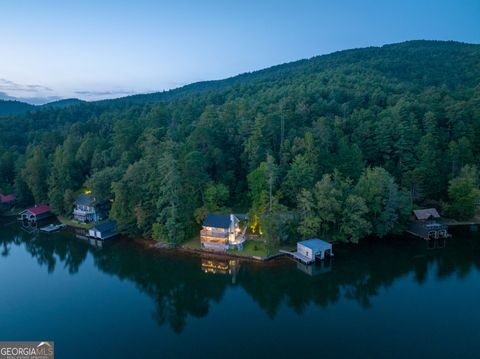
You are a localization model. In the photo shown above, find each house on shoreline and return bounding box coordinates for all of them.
[200,214,245,251]
[73,193,109,223]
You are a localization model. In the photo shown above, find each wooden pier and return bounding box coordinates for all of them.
[406,222,450,240]
[279,250,315,264]
[39,223,67,233]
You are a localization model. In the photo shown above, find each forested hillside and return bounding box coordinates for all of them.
[1,40,480,245]
[0,97,84,116]
[0,99,35,116]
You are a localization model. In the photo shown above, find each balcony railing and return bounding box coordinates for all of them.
[73,208,96,216]
[201,229,228,239]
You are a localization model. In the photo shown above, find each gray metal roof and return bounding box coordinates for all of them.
[92,220,116,233]
[413,208,440,220]
[298,238,332,251]
[75,193,96,207]
[203,214,232,229]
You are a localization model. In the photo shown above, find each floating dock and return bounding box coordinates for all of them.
[39,223,67,233]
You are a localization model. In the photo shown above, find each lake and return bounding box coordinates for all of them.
[1,225,480,358]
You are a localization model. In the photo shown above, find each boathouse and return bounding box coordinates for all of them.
[19,204,52,223]
[200,214,244,251]
[280,238,333,264]
[297,239,333,260]
[407,208,449,240]
[88,220,118,240]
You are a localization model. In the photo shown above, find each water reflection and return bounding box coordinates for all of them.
[1,225,480,333]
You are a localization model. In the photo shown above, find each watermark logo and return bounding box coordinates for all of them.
[0,341,54,359]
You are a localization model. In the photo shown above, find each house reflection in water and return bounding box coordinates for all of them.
[427,237,446,250]
[296,258,332,276]
[201,258,241,283]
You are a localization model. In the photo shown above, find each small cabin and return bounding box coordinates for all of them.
[19,204,52,224]
[88,220,118,240]
[73,193,108,223]
[200,214,244,251]
[297,239,333,261]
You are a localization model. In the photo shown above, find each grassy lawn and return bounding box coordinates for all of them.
[182,237,201,249]
[57,216,95,229]
[228,240,271,257]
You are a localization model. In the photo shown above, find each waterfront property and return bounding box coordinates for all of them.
[73,193,109,223]
[19,204,52,224]
[88,220,118,240]
[200,214,245,251]
[281,238,333,264]
[407,208,450,240]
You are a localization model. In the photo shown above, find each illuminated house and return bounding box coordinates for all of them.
[73,193,109,223]
[200,214,244,251]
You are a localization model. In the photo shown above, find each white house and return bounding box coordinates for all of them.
[200,214,244,251]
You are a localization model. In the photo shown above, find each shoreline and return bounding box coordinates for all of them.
[132,236,288,263]
[4,214,479,265]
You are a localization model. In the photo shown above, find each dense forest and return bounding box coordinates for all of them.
[1,40,480,246]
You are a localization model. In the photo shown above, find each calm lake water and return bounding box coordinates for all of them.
[1,225,480,358]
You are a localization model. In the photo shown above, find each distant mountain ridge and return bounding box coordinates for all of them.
[1,40,478,117]
[0,97,84,116]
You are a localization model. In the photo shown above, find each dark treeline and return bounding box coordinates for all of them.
[1,40,480,244]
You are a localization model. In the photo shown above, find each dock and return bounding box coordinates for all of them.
[280,250,315,264]
[406,222,450,240]
[39,223,67,233]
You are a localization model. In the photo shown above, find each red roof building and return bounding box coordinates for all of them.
[19,204,52,222]
[0,194,16,204]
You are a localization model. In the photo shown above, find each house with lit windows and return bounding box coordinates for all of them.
[200,214,245,251]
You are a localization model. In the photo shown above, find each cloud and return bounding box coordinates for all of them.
[0,91,62,105]
[0,78,53,93]
[0,78,60,104]
[74,89,136,96]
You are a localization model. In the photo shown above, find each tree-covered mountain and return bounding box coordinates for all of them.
[0,99,36,116]
[41,98,85,109]
[0,97,84,116]
[1,40,479,245]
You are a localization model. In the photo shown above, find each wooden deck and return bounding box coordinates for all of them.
[406,221,450,240]
[279,250,315,264]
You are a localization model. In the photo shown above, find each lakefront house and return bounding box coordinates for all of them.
[200,214,245,251]
[73,193,108,223]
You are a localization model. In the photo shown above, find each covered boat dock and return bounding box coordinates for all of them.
[280,238,333,265]
[407,208,450,240]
